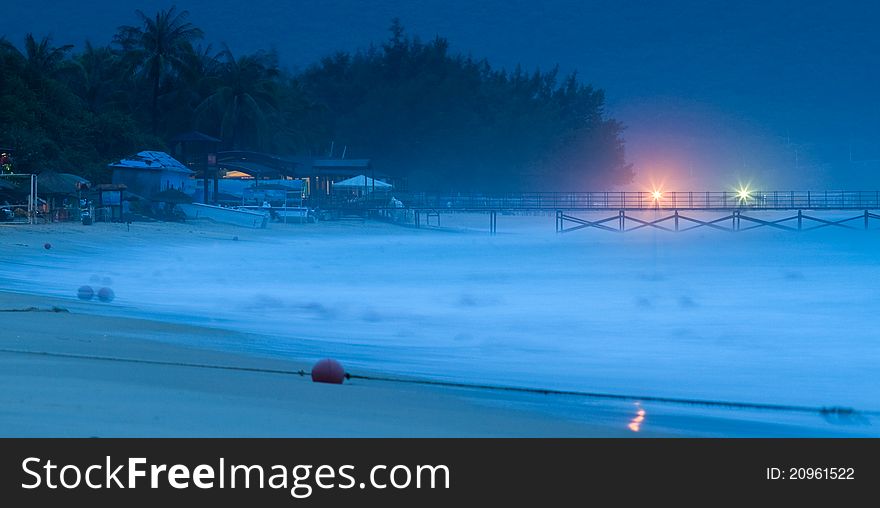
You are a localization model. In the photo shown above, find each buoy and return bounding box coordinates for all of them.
[43,243,52,250]
[311,358,346,384]
[77,286,94,301]
[97,287,115,303]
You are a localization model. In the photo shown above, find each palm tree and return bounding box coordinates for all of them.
[114,7,204,134]
[67,41,123,113]
[22,33,74,77]
[160,43,220,132]
[195,47,280,150]
[0,37,24,68]
[0,34,72,82]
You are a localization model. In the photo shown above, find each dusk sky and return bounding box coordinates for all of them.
[6,0,879,188]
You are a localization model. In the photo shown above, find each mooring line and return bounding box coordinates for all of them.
[345,374,877,418]
[1,347,875,418]
[0,348,300,376]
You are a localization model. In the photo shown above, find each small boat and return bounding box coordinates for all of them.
[177,202,269,228]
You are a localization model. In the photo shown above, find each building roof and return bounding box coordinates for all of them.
[219,161,287,179]
[216,151,298,178]
[109,151,194,174]
[37,171,90,195]
[332,175,392,190]
[295,158,385,179]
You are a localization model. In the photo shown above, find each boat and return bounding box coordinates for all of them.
[177,202,269,228]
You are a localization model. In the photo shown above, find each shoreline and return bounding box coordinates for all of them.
[0,290,631,437]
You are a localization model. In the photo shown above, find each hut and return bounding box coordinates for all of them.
[110,151,194,201]
[36,171,89,221]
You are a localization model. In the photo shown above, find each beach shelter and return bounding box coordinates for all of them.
[37,171,89,197]
[36,171,91,221]
[331,175,392,197]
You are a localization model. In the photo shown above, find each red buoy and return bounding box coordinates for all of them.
[44,243,52,250]
[311,358,346,384]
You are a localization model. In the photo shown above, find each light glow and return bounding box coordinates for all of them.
[628,405,646,432]
[651,190,663,200]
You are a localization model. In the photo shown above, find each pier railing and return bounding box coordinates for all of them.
[322,191,880,211]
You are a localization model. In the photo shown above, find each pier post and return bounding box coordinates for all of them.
[797,210,802,231]
[674,210,679,232]
[490,211,497,235]
[619,210,625,232]
[866,210,870,230]
[556,210,562,233]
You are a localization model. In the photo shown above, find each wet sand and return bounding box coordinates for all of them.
[0,291,632,436]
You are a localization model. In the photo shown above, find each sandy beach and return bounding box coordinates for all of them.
[1,217,877,436]
[0,290,628,437]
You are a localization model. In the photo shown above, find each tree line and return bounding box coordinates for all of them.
[0,8,633,191]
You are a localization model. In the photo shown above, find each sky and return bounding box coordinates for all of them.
[4,0,879,189]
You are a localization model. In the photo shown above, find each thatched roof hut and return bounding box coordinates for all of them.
[37,171,90,197]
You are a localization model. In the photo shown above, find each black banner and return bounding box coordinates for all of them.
[0,439,875,505]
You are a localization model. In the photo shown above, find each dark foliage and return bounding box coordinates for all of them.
[0,12,632,190]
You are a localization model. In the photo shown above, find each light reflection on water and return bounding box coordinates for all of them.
[628,405,646,432]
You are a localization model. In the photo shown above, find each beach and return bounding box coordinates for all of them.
[1,217,877,436]
[0,291,628,437]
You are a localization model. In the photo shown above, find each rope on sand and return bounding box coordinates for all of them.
[0,306,69,313]
[1,347,875,419]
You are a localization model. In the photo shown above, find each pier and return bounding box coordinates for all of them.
[320,190,880,233]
